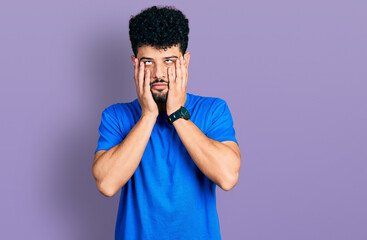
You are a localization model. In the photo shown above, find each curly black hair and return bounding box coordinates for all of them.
[129,5,189,56]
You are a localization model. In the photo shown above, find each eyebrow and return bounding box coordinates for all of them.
[139,56,179,61]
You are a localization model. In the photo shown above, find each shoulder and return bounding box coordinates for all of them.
[101,98,139,119]
[187,92,227,109]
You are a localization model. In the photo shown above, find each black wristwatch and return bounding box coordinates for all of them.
[167,106,190,125]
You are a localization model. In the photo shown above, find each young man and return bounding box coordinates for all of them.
[92,5,241,240]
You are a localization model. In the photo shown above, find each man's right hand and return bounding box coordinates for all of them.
[134,59,159,119]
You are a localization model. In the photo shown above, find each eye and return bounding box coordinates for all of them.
[144,61,152,65]
[165,59,173,63]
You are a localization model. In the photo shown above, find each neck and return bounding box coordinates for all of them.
[157,102,166,113]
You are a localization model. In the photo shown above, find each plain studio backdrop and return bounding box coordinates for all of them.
[0,0,366,239]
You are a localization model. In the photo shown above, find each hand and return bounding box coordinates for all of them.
[166,56,188,116]
[133,59,159,119]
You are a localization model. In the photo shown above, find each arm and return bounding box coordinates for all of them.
[166,56,241,191]
[92,114,156,197]
[92,58,158,197]
[172,119,241,191]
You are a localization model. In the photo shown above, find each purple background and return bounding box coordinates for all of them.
[1,0,366,239]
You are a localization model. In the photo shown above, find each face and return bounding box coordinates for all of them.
[131,44,190,103]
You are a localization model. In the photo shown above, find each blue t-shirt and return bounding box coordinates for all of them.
[95,92,238,240]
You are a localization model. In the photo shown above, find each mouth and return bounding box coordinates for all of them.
[152,83,168,90]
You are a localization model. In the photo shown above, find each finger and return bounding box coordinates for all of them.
[144,69,151,93]
[138,61,145,93]
[180,56,187,88]
[171,63,176,82]
[133,58,139,86]
[167,67,174,88]
[175,58,182,87]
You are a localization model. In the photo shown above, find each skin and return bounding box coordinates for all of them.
[92,44,241,197]
[130,44,190,116]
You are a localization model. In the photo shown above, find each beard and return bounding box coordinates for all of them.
[151,89,168,103]
[150,79,168,103]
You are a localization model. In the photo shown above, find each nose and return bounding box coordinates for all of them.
[152,63,166,81]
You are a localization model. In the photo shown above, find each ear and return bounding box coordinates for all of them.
[183,51,191,68]
[131,55,137,65]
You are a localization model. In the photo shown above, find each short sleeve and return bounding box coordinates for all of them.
[95,107,125,153]
[205,99,239,146]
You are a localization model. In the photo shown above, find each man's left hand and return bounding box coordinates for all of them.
[166,56,188,116]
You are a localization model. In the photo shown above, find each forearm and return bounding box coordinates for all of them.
[172,118,240,191]
[92,114,156,196]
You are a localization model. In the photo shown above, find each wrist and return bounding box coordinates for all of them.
[167,106,181,116]
[140,113,158,123]
[166,106,191,125]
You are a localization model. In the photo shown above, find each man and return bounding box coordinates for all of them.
[92,5,241,240]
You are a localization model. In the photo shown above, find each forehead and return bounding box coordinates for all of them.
[137,45,181,59]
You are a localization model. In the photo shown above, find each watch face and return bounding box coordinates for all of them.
[180,107,190,119]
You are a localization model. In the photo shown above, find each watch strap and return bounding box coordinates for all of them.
[167,106,187,125]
